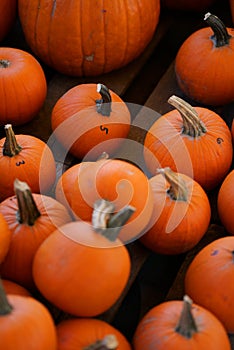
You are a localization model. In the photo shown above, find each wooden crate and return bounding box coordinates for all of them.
[1,0,234,346]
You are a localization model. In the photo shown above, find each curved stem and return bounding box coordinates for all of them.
[14,179,41,226]
[0,59,10,68]
[3,124,22,157]
[204,12,231,47]
[175,295,198,338]
[0,279,13,315]
[157,167,188,201]
[83,334,118,350]
[96,83,112,116]
[92,199,135,241]
[168,95,206,138]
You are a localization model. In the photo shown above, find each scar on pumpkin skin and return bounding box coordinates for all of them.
[85,54,94,61]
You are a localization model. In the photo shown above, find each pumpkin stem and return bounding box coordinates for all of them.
[204,13,231,47]
[168,95,207,138]
[0,279,13,315]
[14,179,41,226]
[3,124,22,157]
[175,295,198,338]
[83,334,119,350]
[157,167,188,201]
[96,83,112,116]
[92,199,135,241]
[0,59,10,68]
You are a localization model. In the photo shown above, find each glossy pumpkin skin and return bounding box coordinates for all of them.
[0,193,72,290]
[0,294,57,350]
[140,171,211,255]
[56,318,132,350]
[133,299,231,350]
[0,47,47,125]
[33,221,131,317]
[185,236,234,333]
[217,170,234,235]
[0,0,17,41]
[161,0,216,12]
[0,132,57,201]
[175,22,234,106]
[144,107,233,191]
[0,213,12,264]
[18,0,160,76]
[70,158,154,243]
[51,84,131,160]
[2,279,31,297]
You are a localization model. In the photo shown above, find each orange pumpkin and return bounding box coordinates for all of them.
[0,179,72,291]
[0,279,57,350]
[231,118,234,143]
[2,279,31,297]
[0,124,56,201]
[217,170,234,235]
[33,220,131,317]
[18,0,160,76]
[143,95,233,191]
[70,157,154,243]
[133,295,231,349]
[0,47,47,125]
[185,236,234,333]
[51,83,131,160]
[0,213,12,264]
[140,167,211,255]
[175,13,234,106]
[56,318,132,350]
[0,0,17,41]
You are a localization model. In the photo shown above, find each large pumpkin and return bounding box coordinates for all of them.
[217,170,234,235]
[0,0,17,42]
[18,0,160,76]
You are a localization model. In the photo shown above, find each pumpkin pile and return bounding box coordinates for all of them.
[0,0,234,349]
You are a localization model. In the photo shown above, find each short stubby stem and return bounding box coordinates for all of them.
[3,124,22,157]
[175,295,198,338]
[96,83,112,116]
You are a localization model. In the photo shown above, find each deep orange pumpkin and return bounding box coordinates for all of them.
[33,221,131,317]
[70,157,154,243]
[231,118,234,143]
[56,318,132,350]
[18,0,160,76]
[143,95,233,191]
[217,170,234,235]
[175,13,234,106]
[0,0,17,41]
[140,168,211,255]
[0,124,56,201]
[51,84,131,160]
[0,47,47,125]
[0,179,72,291]
[0,279,57,350]
[2,279,31,297]
[0,213,12,264]
[185,236,234,333]
[161,0,216,12]
[133,295,231,349]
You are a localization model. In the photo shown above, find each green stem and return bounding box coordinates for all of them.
[204,12,231,47]
[0,279,13,315]
[96,83,112,116]
[157,167,188,201]
[168,95,207,138]
[14,179,41,226]
[83,334,118,350]
[175,295,198,338]
[92,199,135,241]
[3,124,22,157]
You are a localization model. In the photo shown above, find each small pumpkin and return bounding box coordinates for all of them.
[143,95,233,191]
[56,318,132,350]
[0,279,57,350]
[161,0,217,12]
[231,118,234,143]
[51,83,131,160]
[33,213,132,317]
[184,236,234,333]
[0,212,12,264]
[140,167,211,255]
[217,170,234,235]
[2,279,31,297]
[0,47,47,125]
[175,13,234,106]
[18,0,160,76]
[0,0,17,41]
[70,157,154,243]
[0,124,57,201]
[0,179,72,291]
[133,295,231,349]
